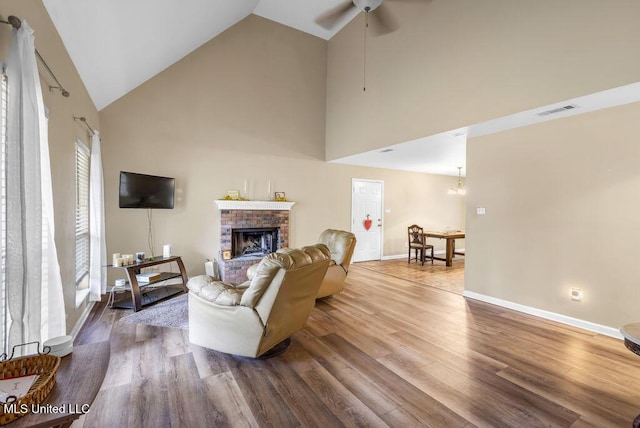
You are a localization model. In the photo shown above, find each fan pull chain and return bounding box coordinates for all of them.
[363,12,368,92]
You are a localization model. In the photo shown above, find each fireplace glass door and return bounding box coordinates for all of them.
[231,227,279,259]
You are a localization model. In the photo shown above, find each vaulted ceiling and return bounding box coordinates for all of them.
[42,0,357,111]
[41,1,640,177]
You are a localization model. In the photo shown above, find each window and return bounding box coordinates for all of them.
[75,140,90,289]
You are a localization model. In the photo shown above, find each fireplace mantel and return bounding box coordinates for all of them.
[215,200,296,211]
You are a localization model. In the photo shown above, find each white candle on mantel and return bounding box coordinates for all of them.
[267,180,271,200]
[244,179,247,198]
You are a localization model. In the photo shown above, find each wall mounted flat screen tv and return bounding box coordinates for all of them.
[119,171,175,209]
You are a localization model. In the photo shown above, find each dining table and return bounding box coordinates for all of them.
[423,230,465,267]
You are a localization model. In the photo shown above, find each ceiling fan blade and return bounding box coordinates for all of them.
[315,1,357,30]
[370,3,398,35]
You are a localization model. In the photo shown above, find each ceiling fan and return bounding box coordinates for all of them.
[316,0,422,35]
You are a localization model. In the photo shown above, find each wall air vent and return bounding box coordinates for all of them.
[380,148,394,153]
[536,104,578,117]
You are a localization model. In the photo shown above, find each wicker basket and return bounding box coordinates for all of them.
[0,342,60,425]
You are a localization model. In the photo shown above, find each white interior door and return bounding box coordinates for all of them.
[351,179,383,262]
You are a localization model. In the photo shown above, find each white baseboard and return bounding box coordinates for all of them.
[381,254,407,260]
[381,248,465,261]
[69,301,96,340]
[463,290,622,339]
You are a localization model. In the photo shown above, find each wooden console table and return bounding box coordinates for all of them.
[9,341,109,428]
[110,255,188,312]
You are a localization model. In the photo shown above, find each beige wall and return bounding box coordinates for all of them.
[326,0,640,160]
[466,101,640,328]
[326,0,640,330]
[0,0,100,331]
[99,15,465,277]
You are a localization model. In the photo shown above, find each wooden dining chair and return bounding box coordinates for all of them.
[407,225,434,266]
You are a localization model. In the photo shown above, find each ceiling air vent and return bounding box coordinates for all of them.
[536,104,578,117]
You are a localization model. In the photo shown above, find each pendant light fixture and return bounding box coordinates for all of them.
[448,167,466,195]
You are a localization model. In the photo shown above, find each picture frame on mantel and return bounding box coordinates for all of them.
[227,190,240,200]
[274,192,286,202]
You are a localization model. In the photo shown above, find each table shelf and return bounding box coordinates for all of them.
[107,271,182,291]
[108,256,188,311]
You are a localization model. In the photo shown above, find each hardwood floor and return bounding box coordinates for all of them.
[72,262,640,427]
[357,256,465,295]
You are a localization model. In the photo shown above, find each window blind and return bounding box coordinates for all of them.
[75,141,90,286]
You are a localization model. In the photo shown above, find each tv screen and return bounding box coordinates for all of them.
[119,171,175,209]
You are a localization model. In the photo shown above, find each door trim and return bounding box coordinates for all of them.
[351,178,384,261]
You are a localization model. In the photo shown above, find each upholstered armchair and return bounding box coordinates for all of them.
[186,244,330,358]
[316,229,357,299]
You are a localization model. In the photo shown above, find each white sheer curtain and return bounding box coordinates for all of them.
[89,131,106,301]
[5,21,66,348]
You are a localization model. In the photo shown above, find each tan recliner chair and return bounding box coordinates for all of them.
[316,229,357,299]
[186,244,330,358]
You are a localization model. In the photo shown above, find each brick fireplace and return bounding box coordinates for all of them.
[215,200,295,284]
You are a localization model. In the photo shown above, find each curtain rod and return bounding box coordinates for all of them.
[0,15,70,97]
[73,116,95,134]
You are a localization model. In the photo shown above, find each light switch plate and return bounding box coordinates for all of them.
[477,207,486,215]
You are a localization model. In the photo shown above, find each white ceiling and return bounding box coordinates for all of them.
[42,0,354,111]
[254,0,360,40]
[41,1,640,178]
